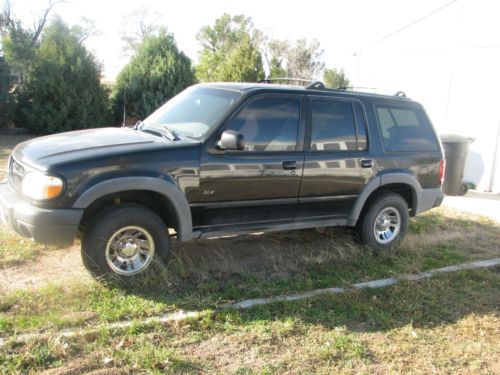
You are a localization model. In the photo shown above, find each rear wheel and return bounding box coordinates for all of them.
[81,204,170,278]
[355,193,409,250]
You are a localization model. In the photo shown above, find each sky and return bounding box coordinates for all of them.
[5,0,500,191]
[7,0,475,80]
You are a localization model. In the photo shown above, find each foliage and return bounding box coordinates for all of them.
[0,55,14,128]
[1,0,64,83]
[113,29,195,123]
[14,18,111,133]
[195,14,264,82]
[323,67,350,88]
[266,38,325,80]
[120,6,162,55]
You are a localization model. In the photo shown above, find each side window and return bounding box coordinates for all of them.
[310,99,357,151]
[376,105,439,152]
[225,97,300,152]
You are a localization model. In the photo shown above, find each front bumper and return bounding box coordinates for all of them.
[0,182,83,246]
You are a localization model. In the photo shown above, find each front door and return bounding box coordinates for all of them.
[192,94,306,230]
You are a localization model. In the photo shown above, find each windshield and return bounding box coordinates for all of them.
[142,86,241,139]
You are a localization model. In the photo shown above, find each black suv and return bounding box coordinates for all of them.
[0,82,445,278]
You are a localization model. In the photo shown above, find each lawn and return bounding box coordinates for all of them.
[0,135,499,374]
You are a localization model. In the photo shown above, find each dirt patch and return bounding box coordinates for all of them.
[40,359,127,375]
[0,245,90,292]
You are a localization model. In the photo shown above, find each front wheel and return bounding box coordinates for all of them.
[355,193,409,251]
[81,204,170,278]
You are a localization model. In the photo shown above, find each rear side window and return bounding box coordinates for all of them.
[376,105,439,152]
[310,99,357,151]
[225,97,300,152]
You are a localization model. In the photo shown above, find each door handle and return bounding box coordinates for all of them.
[360,159,373,168]
[282,161,297,170]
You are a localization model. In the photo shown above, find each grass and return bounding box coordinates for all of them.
[1,269,498,374]
[0,228,50,267]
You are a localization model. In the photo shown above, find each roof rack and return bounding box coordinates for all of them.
[259,77,325,89]
[257,79,409,99]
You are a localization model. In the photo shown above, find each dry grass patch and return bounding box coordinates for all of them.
[2,268,498,374]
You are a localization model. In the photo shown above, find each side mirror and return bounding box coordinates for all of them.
[218,130,244,151]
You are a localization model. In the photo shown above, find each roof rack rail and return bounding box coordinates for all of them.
[306,81,325,89]
[259,77,324,89]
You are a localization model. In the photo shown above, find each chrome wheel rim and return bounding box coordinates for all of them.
[373,207,401,245]
[105,226,155,275]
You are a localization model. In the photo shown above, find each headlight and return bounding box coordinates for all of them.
[21,172,64,200]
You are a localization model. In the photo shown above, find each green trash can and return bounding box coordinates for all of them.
[440,134,471,196]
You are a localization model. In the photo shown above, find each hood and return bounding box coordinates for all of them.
[13,127,194,170]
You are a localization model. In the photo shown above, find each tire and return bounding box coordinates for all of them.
[81,204,170,278]
[355,192,409,251]
[459,182,469,196]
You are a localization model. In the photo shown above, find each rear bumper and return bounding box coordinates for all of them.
[0,182,83,246]
[416,187,444,215]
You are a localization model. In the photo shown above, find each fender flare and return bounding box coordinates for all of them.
[348,173,423,225]
[73,177,193,241]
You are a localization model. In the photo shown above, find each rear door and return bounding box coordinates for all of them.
[193,94,306,229]
[374,103,442,189]
[297,96,375,220]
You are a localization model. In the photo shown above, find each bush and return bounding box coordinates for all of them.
[113,29,195,124]
[14,18,111,134]
[0,56,15,129]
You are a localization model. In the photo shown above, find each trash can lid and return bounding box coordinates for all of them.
[440,134,472,144]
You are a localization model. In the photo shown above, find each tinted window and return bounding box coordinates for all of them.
[226,97,300,152]
[376,105,439,152]
[310,99,357,151]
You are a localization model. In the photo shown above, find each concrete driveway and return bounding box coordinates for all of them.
[442,191,500,222]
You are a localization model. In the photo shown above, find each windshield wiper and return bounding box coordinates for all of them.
[138,124,180,141]
[133,121,145,130]
[161,125,181,141]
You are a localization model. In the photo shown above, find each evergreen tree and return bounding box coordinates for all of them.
[15,18,111,133]
[113,29,195,123]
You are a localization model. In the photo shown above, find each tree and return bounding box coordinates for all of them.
[0,0,65,129]
[265,38,325,80]
[15,17,111,133]
[113,29,195,123]
[323,68,350,88]
[1,0,65,84]
[120,7,162,55]
[195,14,264,82]
[0,55,14,128]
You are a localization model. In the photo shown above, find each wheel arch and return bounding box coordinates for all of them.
[349,173,423,225]
[73,177,193,241]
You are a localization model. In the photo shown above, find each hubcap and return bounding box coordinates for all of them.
[373,207,401,244]
[105,226,155,276]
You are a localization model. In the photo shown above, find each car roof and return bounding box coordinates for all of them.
[197,82,413,102]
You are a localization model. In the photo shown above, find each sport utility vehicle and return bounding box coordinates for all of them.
[0,82,445,278]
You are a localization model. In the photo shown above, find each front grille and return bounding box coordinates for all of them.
[8,157,25,191]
